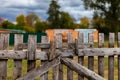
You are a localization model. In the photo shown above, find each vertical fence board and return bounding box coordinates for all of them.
[67,33,73,80]
[108,33,115,80]
[98,33,104,77]
[77,32,84,80]
[118,32,120,80]
[27,35,36,72]
[53,34,62,80]
[13,34,23,80]
[40,61,48,80]
[53,64,60,80]
[40,36,49,80]
[0,34,9,80]
[59,62,63,80]
[88,33,94,80]
[57,34,63,80]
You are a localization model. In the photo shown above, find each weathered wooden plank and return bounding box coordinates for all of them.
[0,50,27,59]
[0,49,76,60]
[98,33,104,77]
[53,62,60,80]
[1,48,120,59]
[49,42,57,61]
[118,32,120,80]
[78,48,120,56]
[16,57,60,80]
[59,62,63,80]
[40,36,49,80]
[37,43,50,49]
[78,32,84,44]
[67,33,73,80]
[41,36,49,43]
[23,43,50,49]
[77,43,93,49]
[36,51,48,60]
[78,57,84,80]
[108,33,114,80]
[98,33,104,48]
[68,33,73,44]
[55,33,62,49]
[67,64,73,80]
[0,50,47,60]
[77,32,84,80]
[27,35,36,72]
[88,57,94,80]
[53,34,62,80]
[40,61,48,80]
[57,49,75,57]
[0,34,9,50]
[0,33,9,80]
[88,33,94,80]
[13,34,23,80]
[49,34,62,60]
[61,58,105,80]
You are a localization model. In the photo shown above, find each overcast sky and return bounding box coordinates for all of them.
[0,0,93,23]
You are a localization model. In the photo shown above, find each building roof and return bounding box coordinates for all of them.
[0,28,26,33]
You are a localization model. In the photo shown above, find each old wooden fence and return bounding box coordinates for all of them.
[0,32,120,80]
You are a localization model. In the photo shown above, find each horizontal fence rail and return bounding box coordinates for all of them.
[0,32,120,80]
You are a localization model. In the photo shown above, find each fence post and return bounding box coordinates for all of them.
[13,34,23,80]
[27,35,36,72]
[98,33,104,77]
[67,33,73,80]
[0,33,9,80]
[77,32,84,80]
[41,36,49,80]
[108,33,115,80]
[118,32,120,80]
[88,33,94,80]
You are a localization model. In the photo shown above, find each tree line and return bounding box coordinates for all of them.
[0,0,120,34]
[82,0,120,34]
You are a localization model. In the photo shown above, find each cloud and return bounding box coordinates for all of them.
[0,0,50,21]
[0,0,93,23]
[58,0,93,22]
[0,0,29,8]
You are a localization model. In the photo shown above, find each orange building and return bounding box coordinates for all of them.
[45,29,78,42]
[46,29,98,43]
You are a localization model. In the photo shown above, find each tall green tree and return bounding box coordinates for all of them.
[24,14,40,32]
[91,12,108,34]
[16,14,25,26]
[16,14,25,30]
[47,0,60,29]
[1,20,16,29]
[82,0,120,33]
[60,12,75,29]
[35,21,49,32]
[25,13,40,27]
[79,17,90,28]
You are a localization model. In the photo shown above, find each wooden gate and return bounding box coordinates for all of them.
[0,32,120,80]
